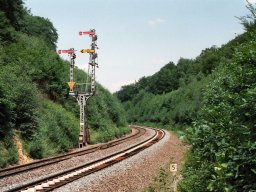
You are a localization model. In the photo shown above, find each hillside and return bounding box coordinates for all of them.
[0,0,128,168]
[116,4,256,192]
[116,33,246,129]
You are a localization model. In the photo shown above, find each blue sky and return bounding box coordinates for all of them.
[24,0,252,92]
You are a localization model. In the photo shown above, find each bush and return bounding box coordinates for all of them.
[180,31,256,191]
[0,1,129,167]
[24,99,79,158]
[120,77,206,130]
[28,140,44,159]
[0,135,18,167]
[90,126,130,144]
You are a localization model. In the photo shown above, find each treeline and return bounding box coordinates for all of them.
[0,0,127,167]
[179,30,256,191]
[116,34,244,129]
[116,3,256,191]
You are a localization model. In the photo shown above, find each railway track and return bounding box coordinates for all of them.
[0,126,145,179]
[4,127,165,192]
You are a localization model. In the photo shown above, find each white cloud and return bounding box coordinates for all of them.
[148,18,166,26]
[246,0,256,4]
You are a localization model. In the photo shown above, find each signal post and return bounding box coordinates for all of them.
[77,29,98,148]
[58,29,98,148]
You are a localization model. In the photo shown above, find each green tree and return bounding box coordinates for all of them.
[180,31,256,191]
[0,11,17,43]
[0,0,26,31]
[238,1,256,32]
[21,15,58,49]
[115,83,138,102]
[148,62,179,94]
[0,64,40,139]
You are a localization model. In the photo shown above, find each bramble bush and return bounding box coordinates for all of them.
[179,31,256,191]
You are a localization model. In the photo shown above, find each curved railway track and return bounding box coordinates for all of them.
[3,126,165,192]
[0,126,145,179]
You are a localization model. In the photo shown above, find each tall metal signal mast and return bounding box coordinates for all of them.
[58,29,98,148]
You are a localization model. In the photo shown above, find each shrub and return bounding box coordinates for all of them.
[180,31,256,191]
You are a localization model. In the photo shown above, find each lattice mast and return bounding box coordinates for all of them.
[68,48,76,95]
[57,48,77,95]
[57,29,98,148]
[76,29,98,148]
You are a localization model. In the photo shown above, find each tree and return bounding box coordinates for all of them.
[0,0,26,31]
[148,62,179,94]
[115,84,138,102]
[0,11,17,43]
[180,31,256,192]
[238,0,256,32]
[196,46,220,75]
[21,15,58,49]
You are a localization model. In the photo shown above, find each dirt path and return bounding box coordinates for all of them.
[13,136,33,165]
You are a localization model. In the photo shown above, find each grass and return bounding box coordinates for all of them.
[142,167,179,192]
[90,126,131,144]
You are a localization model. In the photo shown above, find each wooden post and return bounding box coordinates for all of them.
[170,163,178,192]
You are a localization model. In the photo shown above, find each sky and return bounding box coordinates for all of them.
[24,0,253,92]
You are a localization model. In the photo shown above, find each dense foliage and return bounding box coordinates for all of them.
[179,31,256,191]
[178,4,256,191]
[0,0,127,168]
[116,41,239,131]
[116,3,256,191]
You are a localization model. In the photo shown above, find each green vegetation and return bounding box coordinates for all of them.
[142,168,173,192]
[179,31,256,192]
[0,0,128,168]
[117,3,256,192]
[26,99,79,159]
[1,1,255,190]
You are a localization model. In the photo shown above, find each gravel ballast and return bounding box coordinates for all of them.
[0,127,155,191]
[54,130,187,192]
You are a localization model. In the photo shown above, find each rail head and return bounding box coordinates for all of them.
[0,126,146,180]
[5,127,165,192]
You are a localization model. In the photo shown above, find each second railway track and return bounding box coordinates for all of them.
[0,126,145,179]
[2,126,165,192]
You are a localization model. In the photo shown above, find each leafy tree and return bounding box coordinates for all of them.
[0,64,40,139]
[148,62,179,94]
[238,0,256,32]
[0,0,26,31]
[115,83,138,102]
[180,31,256,191]
[176,58,198,86]
[0,0,128,167]
[196,46,220,75]
[114,2,256,191]
[137,76,149,90]
[0,83,14,138]
[2,34,67,100]
[179,6,256,191]
[0,11,17,43]
[21,15,58,49]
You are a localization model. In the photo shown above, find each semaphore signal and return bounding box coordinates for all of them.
[57,49,75,54]
[57,29,99,148]
[80,49,95,53]
[79,31,95,35]
[76,29,99,148]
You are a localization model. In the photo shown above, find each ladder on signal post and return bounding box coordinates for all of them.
[57,29,99,148]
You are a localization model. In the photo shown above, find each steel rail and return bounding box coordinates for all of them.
[0,126,145,179]
[5,127,165,192]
